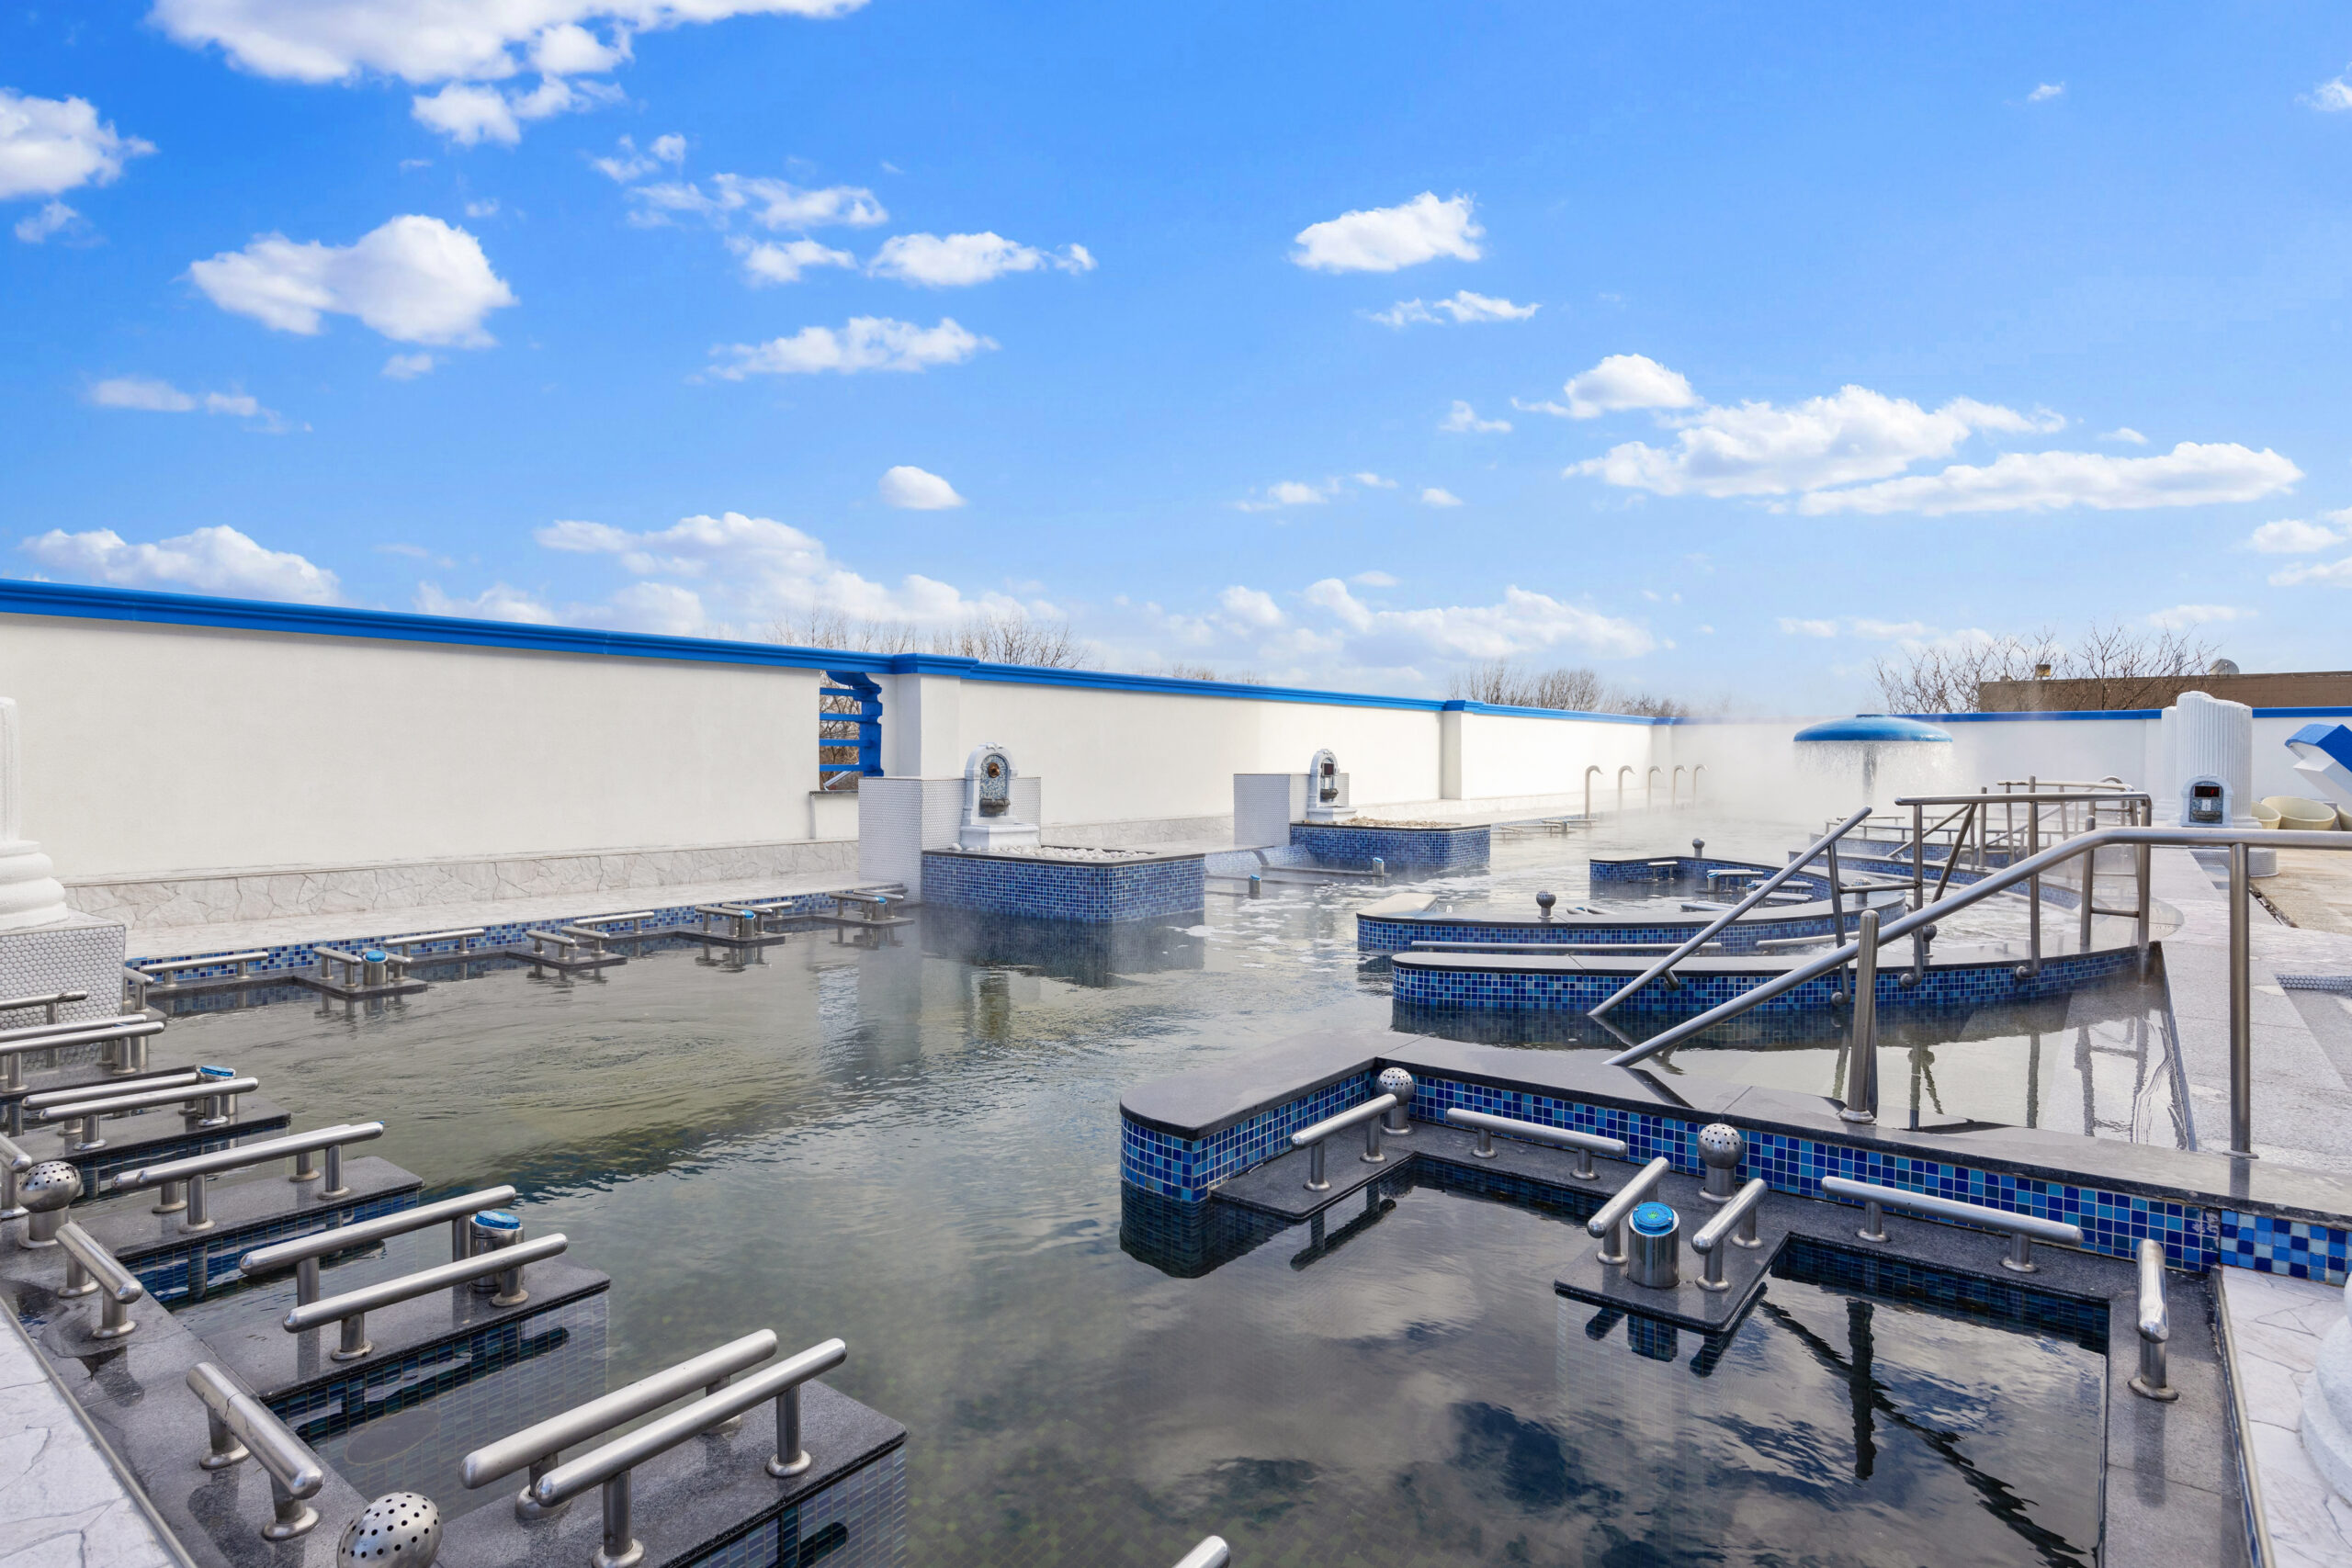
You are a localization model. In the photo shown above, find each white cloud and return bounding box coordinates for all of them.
[414,581,559,621]
[463,198,499,218]
[1235,479,1337,513]
[88,376,282,426]
[382,352,436,378]
[707,317,991,378]
[2247,517,2345,554]
[1351,570,1398,588]
[729,236,854,286]
[2270,557,2352,587]
[1575,385,2064,497]
[1557,354,1699,419]
[2100,427,2148,445]
[1218,585,1284,628]
[867,231,1093,287]
[528,510,1043,635]
[1290,192,1482,274]
[1371,289,1537,327]
[1353,472,1396,489]
[14,200,81,243]
[877,465,963,509]
[1300,577,1653,660]
[2310,72,2352,112]
[628,174,884,231]
[19,525,338,602]
[2027,82,2064,103]
[592,132,685,182]
[1778,617,1838,637]
[0,90,153,202]
[188,214,517,345]
[1420,487,1464,508]
[1794,442,2301,515]
[1849,618,1928,639]
[2147,604,2249,628]
[1439,400,1510,434]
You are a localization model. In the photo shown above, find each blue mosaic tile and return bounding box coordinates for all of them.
[921,852,1204,924]
[1289,823,1489,873]
[2222,1210,2352,1287]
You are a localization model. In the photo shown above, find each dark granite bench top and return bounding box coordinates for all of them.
[1122,1024,2352,1227]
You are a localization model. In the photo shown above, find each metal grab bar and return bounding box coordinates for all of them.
[1586,1156,1670,1265]
[1590,806,1875,1020]
[532,1338,848,1568]
[462,1330,780,1521]
[55,1221,143,1338]
[1175,1540,1232,1568]
[137,951,269,977]
[283,1232,568,1361]
[1603,827,2352,1155]
[241,1185,520,1305]
[2131,1238,2176,1401]
[1290,1094,1398,1192]
[1689,1179,1768,1291]
[21,1066,207,1106]
[0,990,87,1023]
[0,1129,31,1221]
[1819,1175,2082,1272]
[571,911,655,931]
[35,1073,255,1129]
[0,1016,166,1095]
[187,1363,327,1541]
[111,1121,384,1229]
[383,927,487,953]
[1443,1108,1627,1179]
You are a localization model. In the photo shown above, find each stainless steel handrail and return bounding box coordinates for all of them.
[0,1129,31,1221]
[1290,1094,1397,1192]
[283,1232,568,1360]
[1175,1540,1232,1568]
[1442,1108,1626,1179]
[1589,807,1875,1020]
[187,1362,327,1540]
[1689,1178,1769,1290]
[2130,1237,2176,1401]
[461,1329,780,1520]
[1819,1175,2083,1271]
[0,1016,166,1095]
[1604,825,2352,1155]
[111,1121,385,1229]
[383,927,487,952]
[35,1074,255,1129]
[531,1338,848,1568]
[0,990,86,1022]
[241,1185,520,1305]
[137,951,268,977]
[1585,1156,1670,1265]
[20,1066,207,1107]
[56,1221,143,1339]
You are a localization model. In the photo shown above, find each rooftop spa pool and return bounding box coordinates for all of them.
[137,816,2176,1562]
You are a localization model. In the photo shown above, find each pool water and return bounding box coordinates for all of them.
[156,812,2120,1562]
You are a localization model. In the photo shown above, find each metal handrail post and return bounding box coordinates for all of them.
[2130,1237,2176,1400]
[187,1363,326,1541]
[1585,1157,1670,1265]
[56,1222,142,1339]
[1821,1175,2083,1271]
[2078,834,2097,953]
[1690,1178,1768,1290]
[1443,1108,1627,1179]
[2027,803,2042,976]
[1589,806,1873,1019]
[1291,1095,1397,1192]
[240,1185,520,1306]
[1825,839,1849,947]
[283,1233,569,1359]
[1840,911,1880,1124]
[2135,829,2152,977]
[1583,765,1600,820]
[2230,841,2254,1157]
[0,1130,32,1222]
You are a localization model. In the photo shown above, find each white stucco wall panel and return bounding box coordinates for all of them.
[1453,711,1659,804]
[0,615,823,879]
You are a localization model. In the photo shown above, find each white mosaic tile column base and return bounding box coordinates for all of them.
[0,913,125,1030]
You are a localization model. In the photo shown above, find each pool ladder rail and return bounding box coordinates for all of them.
[108,1120,385,1229]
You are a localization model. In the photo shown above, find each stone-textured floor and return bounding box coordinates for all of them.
[2222,1267,2352,1567]
[2267,849,2352,939]
[2154,848,2352,1174]
[0,1311,177,1568]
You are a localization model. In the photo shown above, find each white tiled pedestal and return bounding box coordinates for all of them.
[0,912,125,1030]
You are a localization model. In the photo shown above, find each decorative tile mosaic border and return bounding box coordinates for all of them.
[1356,909,1849,955]
[1116,1066,2351,1280]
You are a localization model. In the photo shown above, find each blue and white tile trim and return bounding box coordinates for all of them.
[1358,910,1849,955]
[1119,1067,2352,1280]
[1393,944,2138,1014]
[128,892,850,983]
[921,852,1205,924]
[1289,823,1489,873]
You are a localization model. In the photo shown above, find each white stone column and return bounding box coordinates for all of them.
[0,699,69,933]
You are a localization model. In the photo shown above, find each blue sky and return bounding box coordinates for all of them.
[6,1,2351,708]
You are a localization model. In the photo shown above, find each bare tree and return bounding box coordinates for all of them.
[1871,621,2218,714]
[1447,660,1687,716]
[933,610,1082,668]
[768,608,919,655]
[1143,661,1268,683]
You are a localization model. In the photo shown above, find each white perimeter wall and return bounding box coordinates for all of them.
[0,615,823,880]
